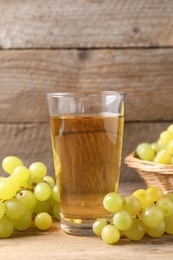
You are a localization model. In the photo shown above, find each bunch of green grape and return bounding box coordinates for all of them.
[135,124,173,164]
[93,186,173,244]
[0,156,60,238]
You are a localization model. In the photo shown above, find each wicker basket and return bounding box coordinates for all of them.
[124,152,173,193]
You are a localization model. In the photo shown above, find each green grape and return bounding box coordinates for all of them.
[16,190,37,213]
[151,142,160,152]
[101,224,120,245]
[92,218,108,236]
[165,192,173,202]
[51,185,59,201]
[0,202,5,219]
[5,198,26,220]
[53,204,60,221]
[141,205,163,228]
[146,221,165,238]
[157,139,166,151]
[13,210,32,231]
[167,140,173,155]
[49,194,59,207]
[29,162,47,179]
[125,218,145,241]
[164,213,173,234]
[136,143,155,161]
[147,186,163,203]
[123,195,141,216]
[103,192,123,213]
[113,210,132,230]
[168,124,173,134]
[0,216,14,238]
[34,200,50,214]
[34,212,52,230]
[11,166,30,186]
[2,156,23,174]
[156,197,173,217]
[0,178,19,200]
[43,176,55,188]
[34,182,52,201]
[132,189,152,208]
[160,130,173,145]
[153,149,171,164]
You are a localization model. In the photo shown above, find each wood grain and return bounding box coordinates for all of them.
[0,122,170,182]
[0,49,173,123]
[0,0,173,49]
[1,224,173,260]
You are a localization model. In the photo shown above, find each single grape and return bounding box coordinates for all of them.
[5,198,26,220]
[153,149,171,164]
[164,213,173,234]
[2,156,23,174]
[13,210,32,231]
[151,142,160,152]
[34,212,52,230]
[160,131,173,145]
[0,216,14,238]
[93,218,108,236]
[168,124,173,134]
[101,224,120,245]
[51,185,59,201]
[156,139,166,151]
[0,178,19,200]
[123,195,141,216]
[136,143,155,161]
[125,218,145,241]
[0,202,5,219]
[43,176,55,188]
[16,190,37,213]
[53,204,60,221]
[34,200,50,214]
[167,140,173,155]
[146,221,165,238]
[165,192,173,202]
[34,182,52,201]
[113,210,132,230]
[103,192,123,213]
[156,197,173,217]
[29,162,47,179]
[146,186,163,203]
[141,205,163,228]
[49,195,58,207]
[132,189,152,208]
[11,166,30,186]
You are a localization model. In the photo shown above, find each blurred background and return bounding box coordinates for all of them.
[0,0,173,183]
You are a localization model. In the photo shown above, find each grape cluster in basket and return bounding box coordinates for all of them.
[93,186,173,244]
[136,124,173,164]
[0,156,60,238]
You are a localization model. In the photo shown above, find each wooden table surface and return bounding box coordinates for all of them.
[1,182,173,260]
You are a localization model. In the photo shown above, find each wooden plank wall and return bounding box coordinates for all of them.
[0,0,173,182]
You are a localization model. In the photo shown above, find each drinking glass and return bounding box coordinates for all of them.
[47,91,125,236]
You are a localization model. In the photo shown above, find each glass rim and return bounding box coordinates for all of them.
[47,91,126,98]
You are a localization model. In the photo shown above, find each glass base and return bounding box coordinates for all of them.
[60,215,95,236]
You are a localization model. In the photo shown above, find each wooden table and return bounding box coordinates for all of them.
[1,182,173,260]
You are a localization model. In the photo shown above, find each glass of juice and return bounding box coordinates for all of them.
[47,91,125,236]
